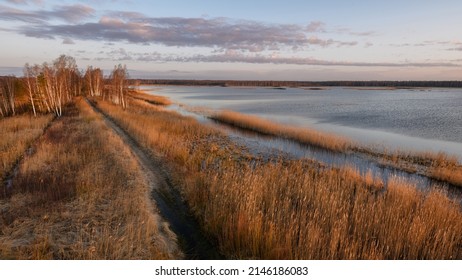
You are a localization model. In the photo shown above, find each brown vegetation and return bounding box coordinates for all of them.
[96,99,462,259]
[129,90,172,106]
[0,99,180,259]
[430,166,462,187]
[2,55,461,259]
[211,110,351,152]
[0,114,52,183]
[212,110,462,187]
[195,162,461,259]
[357,148,462,187]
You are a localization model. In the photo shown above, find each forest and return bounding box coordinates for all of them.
[0,55,129,118]
[137,79,462,88]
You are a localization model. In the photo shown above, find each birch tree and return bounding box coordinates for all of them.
[109,64,129,108]
[53,55,79,103]
[23,55,82,117]
[84,66,103,97]
[24,63,38,117]
[0,76,17,117]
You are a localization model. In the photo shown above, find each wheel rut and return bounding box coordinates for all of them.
[2,116,55,196]
[85,99,223,259]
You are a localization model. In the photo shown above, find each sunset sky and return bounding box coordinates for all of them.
[1,0,461,80]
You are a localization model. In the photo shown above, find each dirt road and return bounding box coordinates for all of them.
[86,99,223,259]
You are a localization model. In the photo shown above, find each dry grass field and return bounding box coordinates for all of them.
[0,98,180,259]
[1,93,461,260]
[95,98,462,259]
[0,114,52,183]
[196,162,461,259]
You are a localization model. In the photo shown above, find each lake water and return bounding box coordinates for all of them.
[141,86,462,160]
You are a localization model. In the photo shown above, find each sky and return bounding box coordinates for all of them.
[0,0,461,80]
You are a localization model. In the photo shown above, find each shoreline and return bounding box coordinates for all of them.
[105,95,462,259]
[208,109,462,188]
[133,89,462,188]
[137,85,462,158]
[256,113,462,162]
[3,94,461,259]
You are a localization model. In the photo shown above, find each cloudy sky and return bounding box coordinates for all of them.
[1,0,461,80]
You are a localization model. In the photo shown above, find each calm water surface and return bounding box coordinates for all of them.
[142,86,462,159]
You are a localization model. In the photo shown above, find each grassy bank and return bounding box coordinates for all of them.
[211,110,350,152]
[96,99,462,259]
[0,114,52,183]
[0,98,180,259]
[129,90,172,106]
[211,110,462,187]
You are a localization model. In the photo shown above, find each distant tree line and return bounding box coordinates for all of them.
[3,59,461,118]
[0,55,129,118]
[138,79,462,88]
